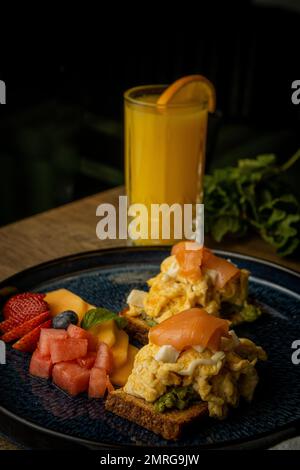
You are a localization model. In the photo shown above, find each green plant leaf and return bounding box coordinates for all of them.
[81,307,127,330]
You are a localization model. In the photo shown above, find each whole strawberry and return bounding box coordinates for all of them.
[1,293,48,332]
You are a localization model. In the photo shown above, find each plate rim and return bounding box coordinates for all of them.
[0,245,299,449]
[0,403,299,450]
[0,246,299,288]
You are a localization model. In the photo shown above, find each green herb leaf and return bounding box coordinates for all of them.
[211,216,242,242]
[81,307,127,330]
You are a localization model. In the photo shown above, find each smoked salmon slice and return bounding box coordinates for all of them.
[171,241,203,281]
[171,242,240,288]
[149,308,229,352]
[202,248,240,288]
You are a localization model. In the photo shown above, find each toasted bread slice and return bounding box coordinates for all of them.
[119,308,149,345]
[105,389,208,440]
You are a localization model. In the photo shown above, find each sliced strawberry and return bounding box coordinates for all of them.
[1,311,50,343]
[0,317,19,333]
[12,319,52,353]
[1,293,48,331]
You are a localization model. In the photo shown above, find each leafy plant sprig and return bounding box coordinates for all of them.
[204,150,300,256]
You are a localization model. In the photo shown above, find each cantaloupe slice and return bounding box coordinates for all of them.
[89,319,117,348]
[110,344,138,387]
[111,329,129,369]
[44,289,94,323]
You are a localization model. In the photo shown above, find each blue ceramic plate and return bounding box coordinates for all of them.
[0,247,300,449]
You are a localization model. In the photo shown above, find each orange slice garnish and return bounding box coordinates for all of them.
[157,75,216,112]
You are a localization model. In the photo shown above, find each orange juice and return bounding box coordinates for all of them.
[124,85,208,245]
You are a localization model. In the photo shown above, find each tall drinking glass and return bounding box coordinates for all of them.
[124,84,209,245]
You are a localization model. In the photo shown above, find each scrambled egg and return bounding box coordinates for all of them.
[124,335,267,419]
[127,255,249,324]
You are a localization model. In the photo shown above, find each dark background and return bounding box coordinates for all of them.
[0,0,299,227]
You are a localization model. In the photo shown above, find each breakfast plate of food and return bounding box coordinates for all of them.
[0,244,299,449]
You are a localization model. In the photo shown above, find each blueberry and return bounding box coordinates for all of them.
[52,310,79,329]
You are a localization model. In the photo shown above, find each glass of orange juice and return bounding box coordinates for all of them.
[124,77,215,245]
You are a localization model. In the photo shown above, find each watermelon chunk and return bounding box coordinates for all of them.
[52,362,90,396]
[88,367,107,398]
[67,324,97,351]
[50,337,88,363]
[94,342,113,373]
[77,352,96,369]
[39,329,68,356]
[29,349,53,379]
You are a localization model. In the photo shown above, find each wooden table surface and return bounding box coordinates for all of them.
[0,186,299,449]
